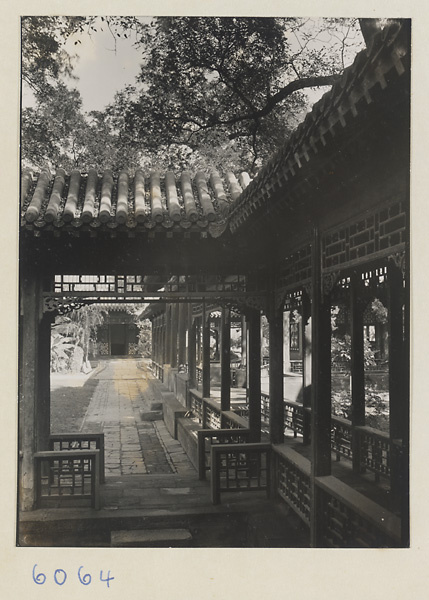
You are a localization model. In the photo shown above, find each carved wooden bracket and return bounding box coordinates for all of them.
[388,250,406,277]
[43,296,88,315]
[322,271,340,296]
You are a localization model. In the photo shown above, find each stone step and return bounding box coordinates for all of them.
[139,409,163,421]
[150,401,163,411]
[111,528,193,547]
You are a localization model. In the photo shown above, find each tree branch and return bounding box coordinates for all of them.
[215,73,341,127]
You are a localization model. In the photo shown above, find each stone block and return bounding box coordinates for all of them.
[140,410,163,421]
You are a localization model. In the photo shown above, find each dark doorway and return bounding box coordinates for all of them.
[110,324,127,355]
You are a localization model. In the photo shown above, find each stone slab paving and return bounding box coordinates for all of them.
[80,359,175,477]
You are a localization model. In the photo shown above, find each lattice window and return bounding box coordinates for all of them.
[278,245,312,290]
[323,202,406,270]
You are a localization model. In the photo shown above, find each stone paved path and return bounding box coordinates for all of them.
[80,359,191,477]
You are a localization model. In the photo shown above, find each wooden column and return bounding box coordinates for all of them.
[178,303,187,367]
[170,303,179,368]
[310,226,332,547]
[401,253,410,547]
[268,306,284,444]
[220,307,231,412]
[188,307,197,391]
[350,272,365,474]
[164,305,171,365]
[388,262,406,508]
[302,291,312,445]
[283,311,290,373]
[19,269,41,511]
[202,306,211,398]
[151,319,155,364]
[241,315,247,370]
[248,310,261,442]
[37,312,54,451]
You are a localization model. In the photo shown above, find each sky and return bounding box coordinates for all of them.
[22,18,147,112]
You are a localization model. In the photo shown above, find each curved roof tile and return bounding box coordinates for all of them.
[21,168,252,238]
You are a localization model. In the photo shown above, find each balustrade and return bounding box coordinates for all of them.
[197,428,251,479]
[271,394,399,482]
[151,361,164,382]
[284,401,306,437]
[202,398,222,429]
[316,475,401,547]
[49,433,105,483]
[331,416,353,462]
[355,425,392,479]
[261,392,270,423]
[189,390,203,423]
[210,443,271,504]
[273,445,311,525]
[34,450,100,509]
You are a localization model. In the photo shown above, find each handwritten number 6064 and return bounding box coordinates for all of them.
[32,565,114,588]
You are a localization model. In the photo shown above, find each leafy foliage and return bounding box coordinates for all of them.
[109,17,364,172]
[21,16,367,173]
[51,306,106,372]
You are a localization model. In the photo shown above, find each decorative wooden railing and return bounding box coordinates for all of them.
[316,475,401,547]
[261,393,397,482]
[289,360,303,374]
[202,397,222,429]
[222,410,249,430]
[355,425,392,479]
[189,389,203,423]
[261,391,270,423]
[197,428,251,479]
[272,444,311,526]
[233,403,249,419]
[331,415,353,462]
[271,444,401,547]
[284,401,307,437]
[49,433,105,483]
[152,361,164,382]
[34,449,100,510]
[210,443,271,505]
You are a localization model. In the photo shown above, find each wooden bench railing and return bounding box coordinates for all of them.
[34,449,100,510]
[152,361,164,382]
[210,442,271,505]
[189,389,203,423]
[222,410,249,430]
[284,401,308,437]
[49,433,105,483]
[316,475,401,547]
[262,393,398,483]
[197,428,251,479]
[272,444,311,526]
[202,397,222,429]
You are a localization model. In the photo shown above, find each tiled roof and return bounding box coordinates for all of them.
[20,168,252,238]
[228,21,410,233]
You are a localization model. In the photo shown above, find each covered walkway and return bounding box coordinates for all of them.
[19,357,309,547]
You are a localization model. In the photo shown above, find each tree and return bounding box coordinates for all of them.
[22,16,376,173]
[108,17,365,172]
[51,305,106,373]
